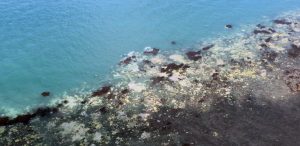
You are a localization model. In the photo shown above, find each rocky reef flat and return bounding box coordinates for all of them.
[1,13,300,146]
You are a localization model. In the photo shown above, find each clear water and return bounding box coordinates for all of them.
[1,0,300,116]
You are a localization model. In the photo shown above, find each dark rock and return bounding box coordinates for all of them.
[144,48,160,55]
[0,107,59,126]
[63,100,69,104]
[273,19,292,25]
[171,41,177,45]
[283,69,300,92]
[81,99,88,104]
[260,44,268,48]
[57,103,64,108]
[202,44,214,51]
[120,56,136,65]
[161,63,190,74]
[198,98,205,103]
[151,76,166,84]
[143,60,152,64]
[12,114,33,125]
[35,107,59,117]
[140,60,155,70]
[265,37,272,43]
[212,73,220,80]
[262,49,278,62]
[186,51,202,61]
[41,91,50,97]
[121,89,129,94]
[0,113,36,126]
[257,24,266,29]
[225,24,233,29]
[92,86,111,97]
[99,107,108,114]
[288,44,300,58]
[268,28,276,33]
[0,117,10,126]
[253,29,272,35]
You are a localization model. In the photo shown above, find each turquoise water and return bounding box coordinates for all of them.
[1,0,300,116]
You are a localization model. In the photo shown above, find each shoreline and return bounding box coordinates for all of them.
[1,13,300,145]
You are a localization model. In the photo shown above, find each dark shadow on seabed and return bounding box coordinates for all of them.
[139,93,300,146]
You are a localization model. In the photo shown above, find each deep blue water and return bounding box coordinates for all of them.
[1,0,300,116]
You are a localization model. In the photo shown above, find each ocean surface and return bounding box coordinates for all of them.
[1,0,300,116]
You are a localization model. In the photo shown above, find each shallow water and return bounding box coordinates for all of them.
[0,6,300,145]
[1,0,300,116]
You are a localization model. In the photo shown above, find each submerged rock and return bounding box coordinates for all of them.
[144,47,160,55]
[268,28,276,33]
[257,24,266,29]
[288,44,300,58]
[41,91,50,97]
[225,24,233,29]
[202,44,214,51]
[121,89,130,94]
[186,51,202,61]
[161,63,190,75]
[273,19,292,25]
[91,86,111,97]
[151,76,166,84]
[265,37,272,43]
[0,117,10,126]
[35,107,59,117]
[119,55,136,65]
[253,29,272,35]
[99,107,108,114]
[260,43,268,48]
[284,69,300,92]
[261,48,278,62]
[212,72,220,80]
[0,107,59,126]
